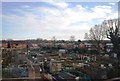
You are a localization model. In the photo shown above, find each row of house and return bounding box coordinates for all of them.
[1,40,39,49]
[1,40,113,52]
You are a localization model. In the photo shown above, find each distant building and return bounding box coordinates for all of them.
[79,42,86,48]
[84,42,96,50]
[2,40,8,48]
[59,49,66,54]
[82,40,113,53]
[106,43,113,52]
[2,40,27,49]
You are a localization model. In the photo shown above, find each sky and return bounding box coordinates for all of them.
[1,0,119,40]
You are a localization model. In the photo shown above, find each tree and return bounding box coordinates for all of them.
[84,24,107,52]
[85,19,120,56]
[52,36,56,41]
[70,35,75,42]
[78,39,81,43]
[52,36,56,47]
[104,19,120,57]
[84,33,89,40]
[84,24,106,41]
[7,41,11,48]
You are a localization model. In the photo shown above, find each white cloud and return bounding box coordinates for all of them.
[22,5,31,8]
[109,3,116,5]
[76,5,87,11]
[3,2,118,40]
[104,12,118,20]
[91,5,113,19]
[48,0,68,9]
[92,5,112,13]
[36,7,62,16]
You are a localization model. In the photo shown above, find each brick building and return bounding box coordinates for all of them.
[2,40,27,49]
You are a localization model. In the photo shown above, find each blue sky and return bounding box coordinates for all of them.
[2,1,118,40]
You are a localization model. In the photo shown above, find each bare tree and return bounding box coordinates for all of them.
[84,33,89,40]
[52,36,56,41]
[84,23,108,54]
[70,35,75,42]
[84,24,106,43]
[104,19,120,57]
[52,36,56,47]
[85,19,120,56]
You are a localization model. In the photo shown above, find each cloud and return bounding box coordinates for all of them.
[2,2,118,40]
[104,12,118,20]
[91,5,112,19]
[92,5,112,14]
[22,5,31,8]
[109,3,116,5]
[48,0,68,9]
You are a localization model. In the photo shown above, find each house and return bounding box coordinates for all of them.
[79,42,86,48]
[59,49,66,54]
[2,40,27,49]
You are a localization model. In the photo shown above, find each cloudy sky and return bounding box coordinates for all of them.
[2,1,118,40]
